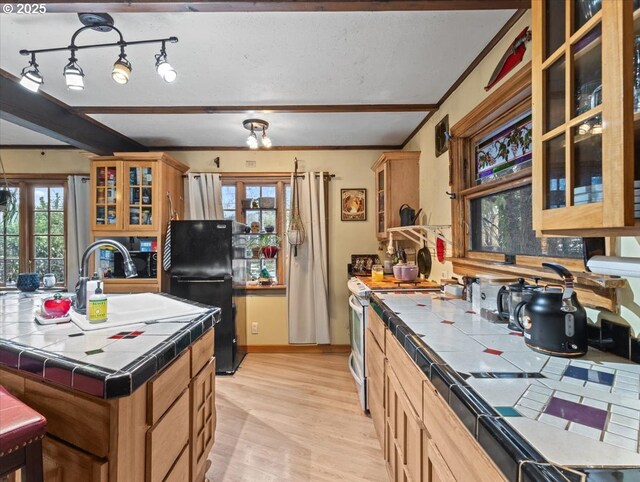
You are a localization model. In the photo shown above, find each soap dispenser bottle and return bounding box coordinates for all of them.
[88,281,108,323]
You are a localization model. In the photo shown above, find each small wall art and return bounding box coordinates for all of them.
[341,188,367,221]
[435,115,450,157]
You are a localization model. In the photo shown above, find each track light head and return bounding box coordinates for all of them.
[112,50,131,84]
[247,128,259,149]
[155,43,177,83]
[63,53,85,90]
[19,54,44,92]
[261,128,272,148]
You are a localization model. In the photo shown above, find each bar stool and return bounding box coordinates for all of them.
[0,386,47,482]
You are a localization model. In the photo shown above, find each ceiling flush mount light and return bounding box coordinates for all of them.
[243,119,272,149]
[155,41,177,83]
[112,48,132,84]
[19,53,44,92]
[18,13,178,92]
[63,53,84,90]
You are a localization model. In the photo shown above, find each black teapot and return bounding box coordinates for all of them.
[514,263,588,357]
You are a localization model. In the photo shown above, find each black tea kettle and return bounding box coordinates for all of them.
[399,204,422,226]
[513,263,588,358]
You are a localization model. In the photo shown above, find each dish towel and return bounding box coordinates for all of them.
[163,220,171,272]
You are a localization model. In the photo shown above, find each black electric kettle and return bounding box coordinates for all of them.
[399,204,422,226]
[513,263,588,358]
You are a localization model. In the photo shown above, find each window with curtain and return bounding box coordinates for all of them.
[0,180,66,287]
[222,177,290,286]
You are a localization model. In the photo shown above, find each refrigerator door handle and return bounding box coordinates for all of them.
[175,279,226,283]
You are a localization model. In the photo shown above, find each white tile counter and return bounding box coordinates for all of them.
[372,290,640,480]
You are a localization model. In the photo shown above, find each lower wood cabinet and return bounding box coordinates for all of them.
[365,309,506,482]
[164,444,190,482]
[190,358,216,482]
[366,328,385,447]
[43,437,108,482]
[385,361,423,482]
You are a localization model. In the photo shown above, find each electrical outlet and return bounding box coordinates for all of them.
[251,322,259,334]
[245,160,257,168]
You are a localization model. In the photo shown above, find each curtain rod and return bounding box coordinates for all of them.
[183,173,335,180]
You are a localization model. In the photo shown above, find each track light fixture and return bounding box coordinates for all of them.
[155,41,177,83]
[63,52,84,90]
[243,119,272,149]
[19,53,44,92]
[18,13,178,92]
[112,48,132,84]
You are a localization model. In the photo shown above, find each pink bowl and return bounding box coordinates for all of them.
[393,264,419,281]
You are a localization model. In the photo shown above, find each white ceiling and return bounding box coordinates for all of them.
[0,9,516,148]
[0,119,66,145]
[89,112,428,146]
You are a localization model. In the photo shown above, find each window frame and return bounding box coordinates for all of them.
[1,175,68,288]
[449,62,587,277]
[221,174,290,289]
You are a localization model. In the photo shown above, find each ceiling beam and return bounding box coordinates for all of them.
[74,104,437,115]
[44,1,530,13]
[0,70,147,155]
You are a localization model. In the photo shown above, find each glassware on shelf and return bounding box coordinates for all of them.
[371,264,384,282]
[575,0,601,31]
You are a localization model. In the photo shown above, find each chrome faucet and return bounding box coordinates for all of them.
[74,239,137,314]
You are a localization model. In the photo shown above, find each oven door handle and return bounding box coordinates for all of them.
[349,294,364,315]
[348,353,363,384]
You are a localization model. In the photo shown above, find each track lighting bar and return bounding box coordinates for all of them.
[18,17,178,92]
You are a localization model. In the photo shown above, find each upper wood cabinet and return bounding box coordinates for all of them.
[532,0,639,235]
[371,151,420,240]
[89,152,188,293]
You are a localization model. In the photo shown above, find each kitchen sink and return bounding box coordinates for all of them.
[69,293,209,331]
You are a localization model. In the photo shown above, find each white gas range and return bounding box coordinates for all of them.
[347,277,371,412]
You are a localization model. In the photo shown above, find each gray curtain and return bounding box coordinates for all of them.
[287,172,330,344]
[185,173,223,220]
[66,175,90,292]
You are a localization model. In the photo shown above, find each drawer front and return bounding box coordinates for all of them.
[191,329,214,377]
[367,306,386,353]
[425,437,456,482]
[422,381,506,482]
[365,329,385,402]
[147,350,190,425]
[43,436,108,482]
[190,358,216,482]
[386,334,425,417]
[23,380,110,458]
[164,444,190,482]
[147,390,190,482]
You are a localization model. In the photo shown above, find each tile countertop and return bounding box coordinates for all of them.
[0,292,219,399]
[371,291,640,482]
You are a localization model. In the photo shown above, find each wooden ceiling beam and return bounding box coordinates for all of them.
[0,70,147,155]
[44,1,530,13]
[74,104,438,115]
[147,145,401,151]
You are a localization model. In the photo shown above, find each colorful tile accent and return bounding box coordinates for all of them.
[484,348,503,356]
[509,332,524,337]
[466,310,477,314]
[543,396,608,431]
[563,365,615,386]
[85,348,104,356]
[108,330,145,340]
[495,406,521,417]
[417,304,427,307]
[441,320,455,325]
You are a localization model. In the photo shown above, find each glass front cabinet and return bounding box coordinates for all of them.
[124,162,158,231]
[91,160,123,230]
[532,0,640,235]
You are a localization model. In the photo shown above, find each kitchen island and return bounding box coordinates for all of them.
[0,292,220,482]
[368,290,640,482]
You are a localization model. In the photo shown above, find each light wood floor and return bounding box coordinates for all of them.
[207,353,388,482]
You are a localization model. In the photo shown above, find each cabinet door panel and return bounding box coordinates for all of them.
[91,161,123,231]
[124,161,158,231]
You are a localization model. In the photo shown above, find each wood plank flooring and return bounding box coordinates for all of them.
[207,353,388,482]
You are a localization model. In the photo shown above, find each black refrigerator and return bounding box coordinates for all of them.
[169,220,247,374]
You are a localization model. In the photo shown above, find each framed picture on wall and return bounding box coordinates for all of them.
[341,188,366,221]
[435,115,450,157]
